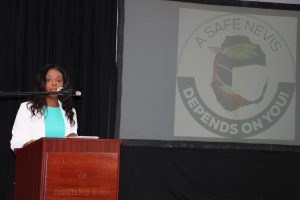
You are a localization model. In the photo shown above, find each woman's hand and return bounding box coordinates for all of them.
[66,133,77,137]
[23,139,35,147]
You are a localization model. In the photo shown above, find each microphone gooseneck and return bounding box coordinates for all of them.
[57,87,81,96]
[0,88,81,97]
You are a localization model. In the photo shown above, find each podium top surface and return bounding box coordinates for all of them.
[14,137,122,155]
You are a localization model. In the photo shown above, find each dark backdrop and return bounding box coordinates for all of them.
[119,145,300,200]
[0,0,118,199]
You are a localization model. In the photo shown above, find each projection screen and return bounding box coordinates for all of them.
[118,0,300,146]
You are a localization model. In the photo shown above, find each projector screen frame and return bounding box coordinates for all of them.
[115,0,300,151]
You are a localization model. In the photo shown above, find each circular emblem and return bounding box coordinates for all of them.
[177,13,295,138]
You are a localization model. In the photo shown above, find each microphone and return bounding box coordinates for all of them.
[57,87,81,96]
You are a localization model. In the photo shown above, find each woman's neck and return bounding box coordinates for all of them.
[46,96,59,107]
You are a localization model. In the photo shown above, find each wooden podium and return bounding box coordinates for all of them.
[13,138,121,200]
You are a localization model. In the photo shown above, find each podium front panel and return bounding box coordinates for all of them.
[45,152,118,200]
[13,138,121,200]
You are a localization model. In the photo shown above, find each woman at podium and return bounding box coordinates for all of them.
[10,64,78,150]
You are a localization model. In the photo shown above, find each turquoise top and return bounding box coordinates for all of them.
[44,106,65,138]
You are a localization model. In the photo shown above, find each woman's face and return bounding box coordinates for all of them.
[44,68,64,97]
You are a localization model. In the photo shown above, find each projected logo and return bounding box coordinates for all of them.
[176,11,296,139]
[210,35,267,111]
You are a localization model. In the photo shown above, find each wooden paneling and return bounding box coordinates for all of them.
[13,138,121,200]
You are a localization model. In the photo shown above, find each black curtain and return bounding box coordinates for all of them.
[119,146,300,200]
[0,0,118,199]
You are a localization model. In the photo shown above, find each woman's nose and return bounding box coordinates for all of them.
[51,80,58,86]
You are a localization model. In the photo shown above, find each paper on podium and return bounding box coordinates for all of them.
[68,135,99,139]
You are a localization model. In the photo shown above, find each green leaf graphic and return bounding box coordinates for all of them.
[225,43,258,60]
[209,43,258,61]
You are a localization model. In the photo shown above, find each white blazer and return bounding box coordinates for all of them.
[10,101,78,150]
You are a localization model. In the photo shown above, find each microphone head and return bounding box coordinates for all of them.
[57,87,63,92]
[75,91,81,96]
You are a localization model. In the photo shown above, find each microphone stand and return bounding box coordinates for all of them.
[0,91,59,97]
